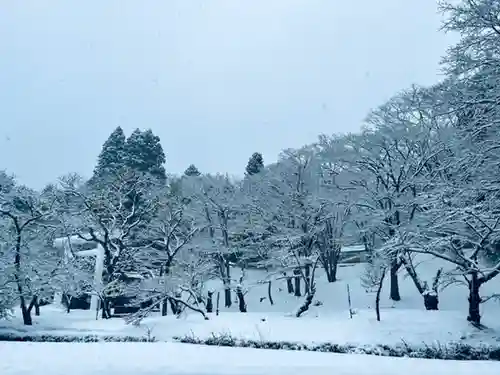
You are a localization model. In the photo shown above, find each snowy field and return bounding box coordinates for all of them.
[2,341,500,375]
[2,260,500,348]
[2,260,500,375]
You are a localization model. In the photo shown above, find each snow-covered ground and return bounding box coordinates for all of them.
[2,342,500,375]
[2,260,500,347]
[2,260,500,375]
[3,306,499,347]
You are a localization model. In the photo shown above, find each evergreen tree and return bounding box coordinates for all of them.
[245,152,264,175]
[125,129,166,182]
[184,164,201,177]
[92,127,126,180]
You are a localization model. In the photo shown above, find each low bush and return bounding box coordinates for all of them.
[174,333,500,361]
[0,333,156,342]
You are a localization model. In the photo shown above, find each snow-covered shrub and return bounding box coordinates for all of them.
[173,334,500,361]
[0,333,156,342]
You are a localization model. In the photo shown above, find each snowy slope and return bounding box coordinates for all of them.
[203,258,500,317]
[1,258,499,347]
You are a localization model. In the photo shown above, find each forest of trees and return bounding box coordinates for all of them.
[1,0,500,327]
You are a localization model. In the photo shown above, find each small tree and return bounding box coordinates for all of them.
[192,174,244,308]
[361,253,388,322]
[139,192,200,316]
[60,170,160,319]
[91,127,127,182]
[0,174,61,325]
[184,164,201,177]
[56,255,94,313]
[245,152,264,176]
[315,204,351,282]
[125,129,167,182]
[0,238,16,319]
[125,247,212,324]
[294,254,320,317]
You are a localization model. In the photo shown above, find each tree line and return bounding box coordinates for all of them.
[1,0,500,327]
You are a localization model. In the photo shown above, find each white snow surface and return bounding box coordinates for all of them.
[3,306,499,346]
[1,342,500,375]
[2,258,500,375]
[2,260,499,346]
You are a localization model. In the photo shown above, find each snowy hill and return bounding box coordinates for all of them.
[2,258,500,348]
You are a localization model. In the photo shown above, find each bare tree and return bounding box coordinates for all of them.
[191,174,244,308]
[315,204,351,282]
[60,170,160,319]
[0,173,61,325]
[125,247,213,324]
[361,254,388,322]
[384,0,500,325]
[139,192,200,316]
[403,193,500,325]
[249,147,337,316]
[321,87,447,302]
[55,255,94,313]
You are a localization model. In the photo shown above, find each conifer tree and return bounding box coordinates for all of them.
[245,152,264,175]
[125,129,166,182]
[92,127,126,180]
[184,164,201,177]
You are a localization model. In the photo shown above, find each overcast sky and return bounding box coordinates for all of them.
[0,1,455,189]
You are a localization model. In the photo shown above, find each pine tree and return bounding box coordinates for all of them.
[92,127,126,180]
[184,164,201,177]
[245,152,264,175]
[125,129,166,182]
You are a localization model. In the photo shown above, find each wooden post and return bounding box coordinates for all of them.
[216,291,220,316]
[95,298,100,321]
[347,284,353,319]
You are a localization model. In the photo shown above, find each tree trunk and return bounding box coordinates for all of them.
[236,286,247,313]
[296,290,315,317]
[293,268,301,297]
[206,291,213,313]
[327,262,338,282]
[304,263,311,294]
[169,297,179,315]
[101,297,111,319]
[423,293,439,310]
[285,274,294,294]
[34,297,40,316]
[267,281,274,305]
[224,287,231,308]
[20,296,33,326]
[64,294,71,313]
[63,294,72,313]
[375,268,386,322]
[161,264,171,316]
[14,233,32,325]
[403,261,425,295]
[402,258,441,310]
[389,259,401,301]
[222,261,232,308]
[161,299,168,316]
[425,268,442,311]
[467,272,482,326]
[323,250,339,282]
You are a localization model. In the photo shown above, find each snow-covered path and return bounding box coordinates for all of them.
[1,342,499,375]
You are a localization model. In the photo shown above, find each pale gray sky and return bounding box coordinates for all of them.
[0,1,454,189]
